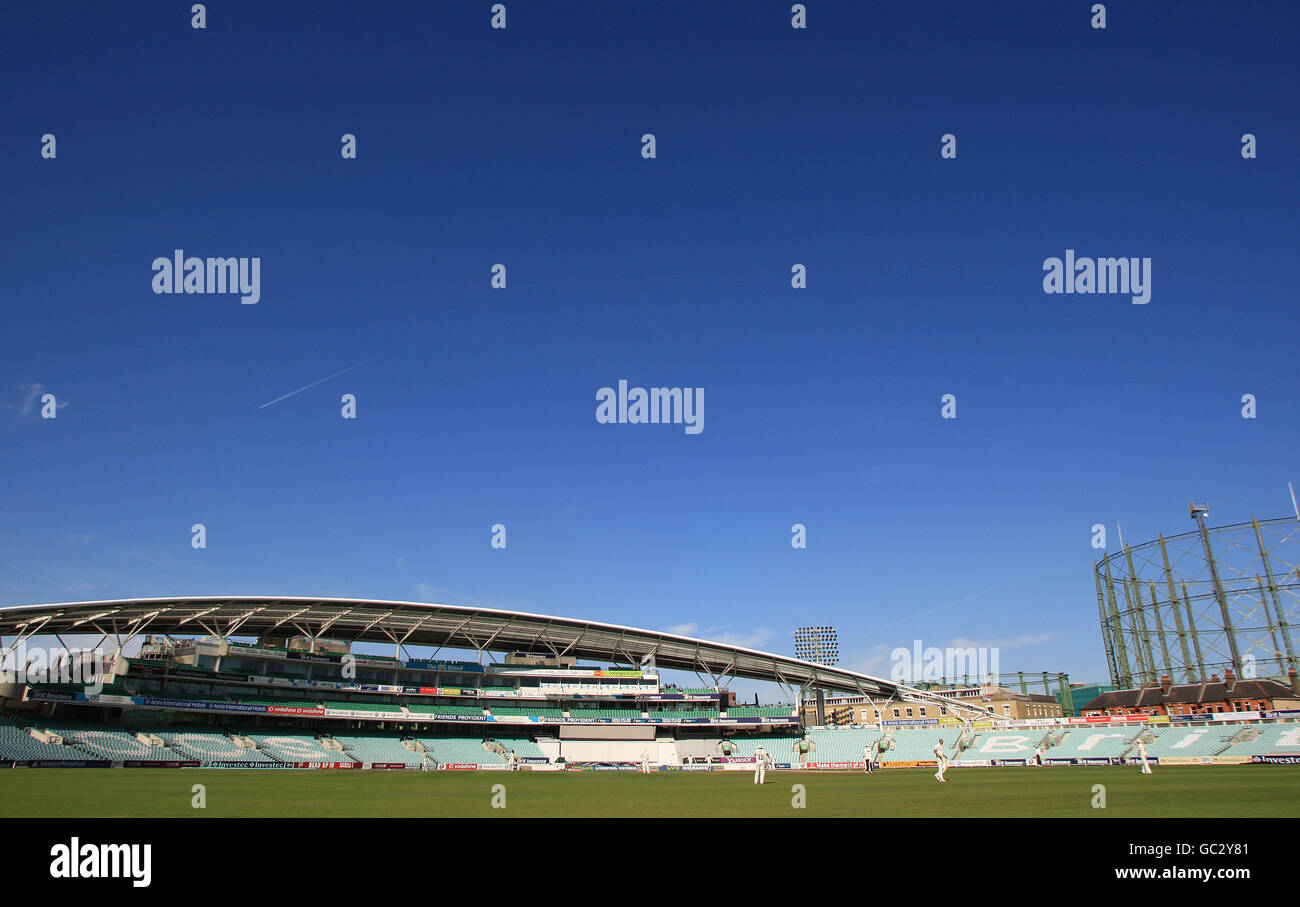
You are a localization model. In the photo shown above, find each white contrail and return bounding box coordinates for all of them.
[0,560,76,592]
[882,587,999,629]
[259,364,360,409]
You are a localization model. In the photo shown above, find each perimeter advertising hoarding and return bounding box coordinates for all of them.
[135,697,269,714]
[94,694,135,706]
[267,705,326,716]
[283,651,340,664]
[1212,711,1261,721]
[407,660,483,672]
[226,644,285,659]
[323,708,404,720]
[429,713,488,722]
[24,689,82,702]
[192,761,360,769]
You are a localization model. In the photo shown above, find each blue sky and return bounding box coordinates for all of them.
[1,2,1297,696]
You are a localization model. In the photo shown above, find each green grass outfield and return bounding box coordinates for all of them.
[1,766,1297,817]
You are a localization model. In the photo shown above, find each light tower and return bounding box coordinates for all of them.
[794,626,839,726]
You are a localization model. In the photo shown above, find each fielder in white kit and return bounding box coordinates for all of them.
[933,738,949,782]
[1136,738,1152,774]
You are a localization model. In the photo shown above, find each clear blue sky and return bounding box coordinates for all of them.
[2,2,1297,694]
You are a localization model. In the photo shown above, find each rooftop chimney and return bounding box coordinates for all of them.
[1224,668,1236,693]
[1160,675,1173,695]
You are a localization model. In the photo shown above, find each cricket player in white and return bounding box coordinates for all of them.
[863,742,873,774]
[933,738,948,782]
[1032,744,1043,766]
[640,749,651,774]
[1136,738,1152,774]
[753,745,771,784]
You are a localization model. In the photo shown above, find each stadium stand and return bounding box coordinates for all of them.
[648,707,718,720]
[323,701,403,712]
[0,714,89,760]
[728,735,802,758]
[153,724,277,762]
[488,705,563,718]
[962,729,1047,760]
[417,736,506,766]
[728,706,795,718]
[806,727,880,761]
[33,718,160,759]
[1044,727,1140,758]
[568,704,642,719]
[1217,722,1300,757]
[335,734,428,766]
[1136,726,1238,758]
[407,702,484,716]
[241,730,340,761]
[876,727,956,763]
